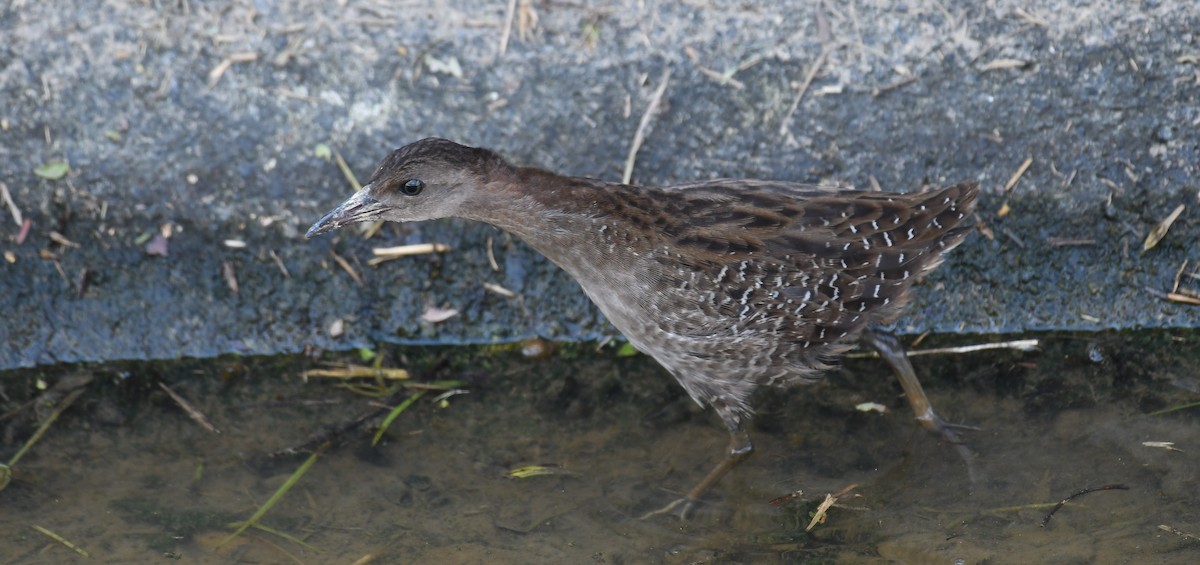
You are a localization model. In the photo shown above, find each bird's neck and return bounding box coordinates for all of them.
[463,165,605,239]
[461,164,631,270]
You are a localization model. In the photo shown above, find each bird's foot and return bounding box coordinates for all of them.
[918,411,980,484]
[639,496,699,521]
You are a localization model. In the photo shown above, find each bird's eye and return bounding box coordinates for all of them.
[401,179,425,196]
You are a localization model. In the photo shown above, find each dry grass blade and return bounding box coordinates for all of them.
[31,525,90,558]
[622,68,672,184]
[302,366,410,380]
[1143,203,1185,251]
[158,382,221,433]
[7,387,86,468]
[372,392,424,446]
[806,494,837,531]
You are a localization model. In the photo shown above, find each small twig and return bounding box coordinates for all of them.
[497,0,518,57]
[872,74,917,97]
[979,58,1029,72]
[482,282,517,298]
[847,339,1039,359]
[1046,237,1097,247]
[0,181,22,226]
[1004,157,1033,193]
[222,260,239,295]
[1142,441,1183,452]
[333,149,363,191]
[999,227,1026,249]
[1061,169,1077,189]
[158,382,221,434]
[1144,286,1200,306]
[486,236,500,271]
[48,231,80,248]
[1159,524,1200,542]
[330,250,364,286]
[367,243,450,266]
[207,52,258,89]
[268,249,290,278]
[301,366,410,381]
[778,49,829,137]
[622,68,672,184]
[805,484,859,532]
[1171,260,1188,293]
[1041,484,1129,527]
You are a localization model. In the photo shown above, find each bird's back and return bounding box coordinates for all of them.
[563,179,978,407]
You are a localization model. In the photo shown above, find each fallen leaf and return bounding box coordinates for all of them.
[1143,204,1185,251]
[34,161,70,180]
[421,307,459,323]
[145,233,169,256]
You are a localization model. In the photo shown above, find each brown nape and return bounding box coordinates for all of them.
[371,137,508,183]
[307,137,980,519]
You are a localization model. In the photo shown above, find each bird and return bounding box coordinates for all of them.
[306,137,979,517]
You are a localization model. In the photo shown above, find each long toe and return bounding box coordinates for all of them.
[639,496,699,521]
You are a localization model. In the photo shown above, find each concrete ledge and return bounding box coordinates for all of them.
[1,1,1197,368]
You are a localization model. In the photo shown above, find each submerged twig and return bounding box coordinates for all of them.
[159,382,221,434]
[1041,483,1129,527]
[31,525,90,558]
[1158,524,1200,543]
[7,387,87,468]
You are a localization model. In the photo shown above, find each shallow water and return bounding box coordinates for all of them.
[2,331,1198,564]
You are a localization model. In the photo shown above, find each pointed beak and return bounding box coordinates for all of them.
[306,186,386,238]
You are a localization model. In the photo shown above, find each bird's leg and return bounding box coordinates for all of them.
[640,413,752,520]
[861,328,979,483]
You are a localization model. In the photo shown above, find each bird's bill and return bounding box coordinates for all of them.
[305,185,385,238]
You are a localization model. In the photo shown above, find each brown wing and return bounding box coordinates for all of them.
[646,180,978,350]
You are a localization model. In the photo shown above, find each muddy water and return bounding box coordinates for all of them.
[1,332,1198,564]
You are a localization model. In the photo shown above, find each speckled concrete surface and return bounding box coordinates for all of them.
[0,1,1197,368]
